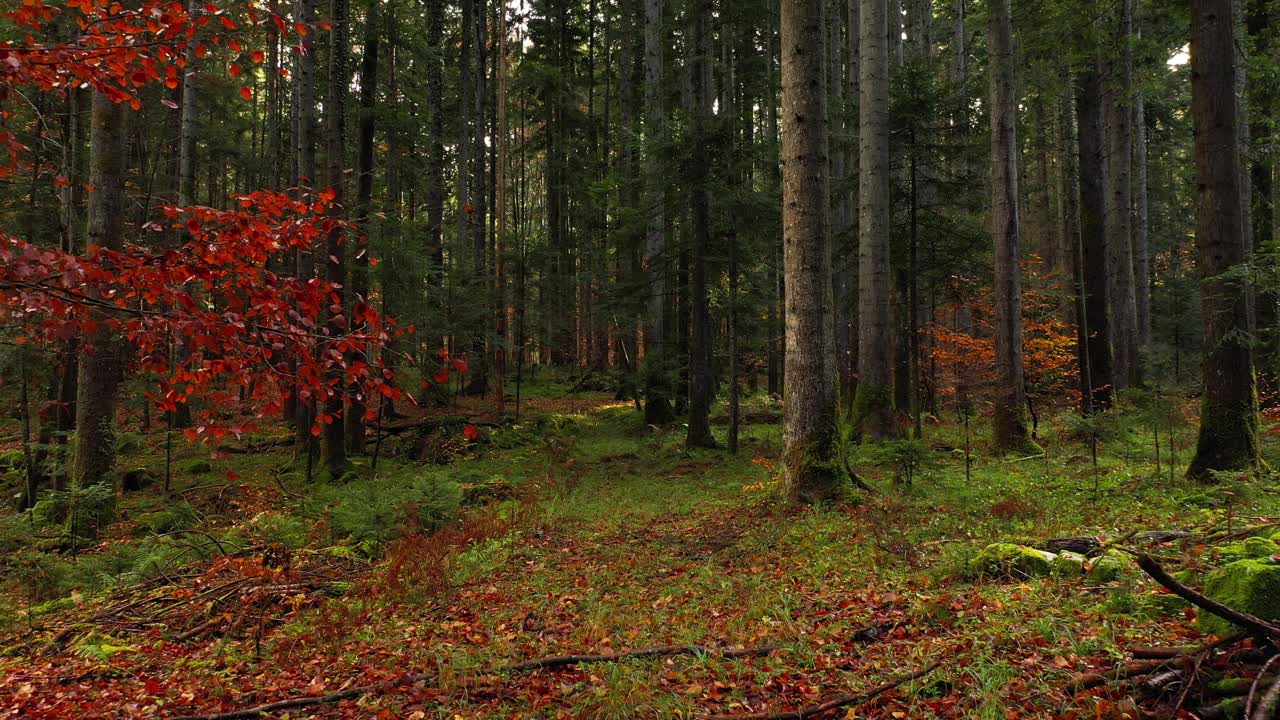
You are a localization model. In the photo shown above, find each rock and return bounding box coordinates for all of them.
[1200,559,1280,636]
[1087,549,1136,582]
[182,458,212,474]
[1218,536,1280,564]
[1052,551,1088,577]
[969,543,1056,578]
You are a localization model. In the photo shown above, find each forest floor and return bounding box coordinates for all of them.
[2,377,1280,719]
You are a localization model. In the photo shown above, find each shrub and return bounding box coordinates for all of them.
[324,476,462,550]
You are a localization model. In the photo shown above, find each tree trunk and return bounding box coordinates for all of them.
[854,0,896,440]
[643,0,674,425]
[781,0,842,503]
[71,91,127,503]
[321,0,350,478]
[1133,92,1152,348]
[685,0,715,448]
[1076,64,1115,412]
[1186,0,1260,480]
[426,0,446,284]
[347,0,379,455]
[495,0,509,411]
[1247,0,1276,395]
[292,0,317,447]
[1103,0,1139,388]
[987,0,1033,454]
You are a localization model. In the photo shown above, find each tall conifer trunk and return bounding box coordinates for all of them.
[781,0,842,502]
[1186,0,1260,480]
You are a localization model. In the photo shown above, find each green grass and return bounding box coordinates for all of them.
[1,387,1278,718]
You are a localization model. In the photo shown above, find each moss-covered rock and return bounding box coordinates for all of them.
[1087,549,1136,582]
[969,543,1056,578]
[182,458,212,474]
[1217,536,1280,564]
[1052,551,1088,577]
[1199,559,1280,636]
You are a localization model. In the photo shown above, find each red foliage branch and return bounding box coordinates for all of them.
[0,190,405,438]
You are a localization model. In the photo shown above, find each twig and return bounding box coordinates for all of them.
[169,643,784,720]
[699,658,942,720]
[1247,655,1280,720]
[1136,554,1280,640]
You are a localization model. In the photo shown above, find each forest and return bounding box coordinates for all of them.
[0,0,1279,716]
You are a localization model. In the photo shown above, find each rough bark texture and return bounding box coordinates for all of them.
[1076,65,1115,412]
[642,0,673,425]
[781,0,843,503]
[292,0,317,446]
[1133,92,1152,348]
[71,91,127,496]
[685,0,714,448]
[1186,0,1260,480]
[987,0,1033,454]
[853,0,896,441]
[425,0,445,284]
[348,0,379,454]
[321,0,350,478]
[1103,0,1139,388]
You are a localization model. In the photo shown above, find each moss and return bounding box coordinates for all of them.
[182,458,212,474]
[1087,549,1136,582]
[135,502,196,534]
[1199,559,1280,636]
[1051,551,1087,578]
[968,543,1056,579]
[781,409,848,504]
[1218,536,1280,563]
[849,383,894,440]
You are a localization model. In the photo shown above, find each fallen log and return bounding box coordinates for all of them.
[700,658,942,720]
[1136,554,1280,641]
[169,643,784,720]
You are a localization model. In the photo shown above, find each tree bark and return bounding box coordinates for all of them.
[321,0,350,478]
[987,0,1033,454]
[426,0,446,285]
[782,0,843,502]
[1103,0,1139,388]
[1133,91,1152,348]
[1076,65,1115,412]
[292,0,317,447]
[347,0,379,455]
[685,0,715,448]
[853,0,896,441]
[642,0,674,425]
[1186,0,1260,480]
[71,91,128,502]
